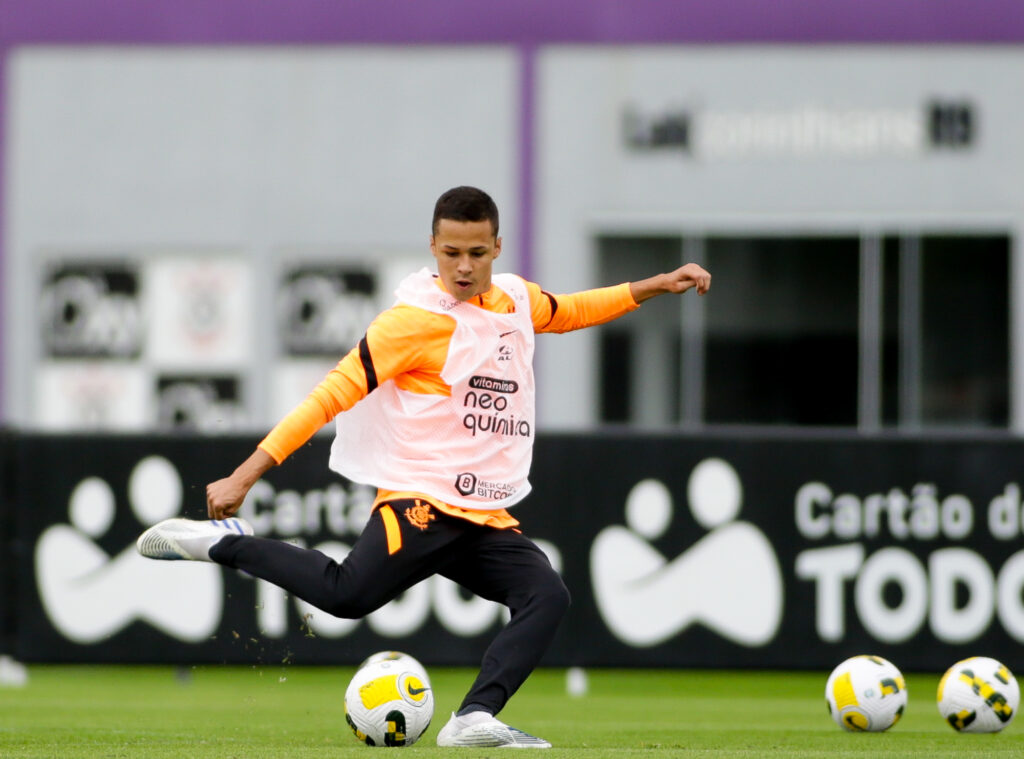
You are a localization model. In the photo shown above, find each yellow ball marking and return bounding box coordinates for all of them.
[832,671,858,711]
[359,674,400,710]
[842,711,869,731]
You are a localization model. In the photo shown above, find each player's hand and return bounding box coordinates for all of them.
[206,475,247,519]
[630,263,711,303]
[666,263,711,296]
[206,448,276,519]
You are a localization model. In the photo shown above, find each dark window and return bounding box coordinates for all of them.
[920,235,1009,426]
[595,231,1010,430]
[703,236,859,425]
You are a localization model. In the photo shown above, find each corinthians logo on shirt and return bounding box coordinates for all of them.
[462,375,531,438]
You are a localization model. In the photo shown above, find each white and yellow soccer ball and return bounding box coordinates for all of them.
[824,655,908,732]
[344,651,434,747]
[937,656,1019,733]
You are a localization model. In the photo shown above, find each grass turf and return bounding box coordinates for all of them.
[0,665,1021,757]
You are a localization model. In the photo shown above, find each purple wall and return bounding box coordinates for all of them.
[5,0,1024,44]
[2,0,1024,419]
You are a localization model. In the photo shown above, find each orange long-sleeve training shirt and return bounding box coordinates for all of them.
[259,275,639,527]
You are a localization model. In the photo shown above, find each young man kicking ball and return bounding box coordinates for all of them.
[138,186,710,748]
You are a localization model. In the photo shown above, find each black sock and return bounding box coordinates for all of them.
[457,704,491,718]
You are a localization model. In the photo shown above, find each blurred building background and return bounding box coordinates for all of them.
[1,0,1022,435]
[6,0,1024,671]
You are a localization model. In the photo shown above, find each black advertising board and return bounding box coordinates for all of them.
[8,432,1024,672]
[0,429,13,653]
[528,433,1024,673]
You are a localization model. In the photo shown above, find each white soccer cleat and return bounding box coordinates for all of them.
[436,711,551,749]
[136,517,253,561]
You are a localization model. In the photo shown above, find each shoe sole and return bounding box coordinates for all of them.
[437,723,551,749]
[136,518,205,560]
[136,518,251,561]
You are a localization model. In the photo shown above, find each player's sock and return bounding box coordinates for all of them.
[456,706,493,720]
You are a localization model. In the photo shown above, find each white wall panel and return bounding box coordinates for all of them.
[536,46,1024,428]
[6,47,519,428]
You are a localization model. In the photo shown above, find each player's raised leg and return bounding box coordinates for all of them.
[138,501,465,621]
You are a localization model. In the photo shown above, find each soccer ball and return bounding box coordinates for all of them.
[937,656,1019,733]
[824,655,907,732]
[344,651,434,746]
[356,650,429,672]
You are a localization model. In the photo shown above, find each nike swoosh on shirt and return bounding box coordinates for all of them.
[499,330,516,338]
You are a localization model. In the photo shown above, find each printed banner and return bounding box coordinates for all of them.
[34,363,150,431]
[145,256,253,368]
[276,265,377,358]
[155,374,247,432]
[8,433,1024,672]
[38,262,143,359]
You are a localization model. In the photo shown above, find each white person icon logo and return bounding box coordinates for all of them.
[34,456,223,644]
[590,458,783,647]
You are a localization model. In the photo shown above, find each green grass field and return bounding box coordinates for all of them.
[0,665,1021,758]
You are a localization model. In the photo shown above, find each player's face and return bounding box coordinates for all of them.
[430,218,502,302]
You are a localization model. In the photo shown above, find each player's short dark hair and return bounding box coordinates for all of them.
[432,186,499,237]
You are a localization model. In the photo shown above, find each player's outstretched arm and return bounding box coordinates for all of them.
[206,448,277,519]
[629,263,711,303]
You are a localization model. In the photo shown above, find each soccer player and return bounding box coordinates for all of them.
[138,186,710,748]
